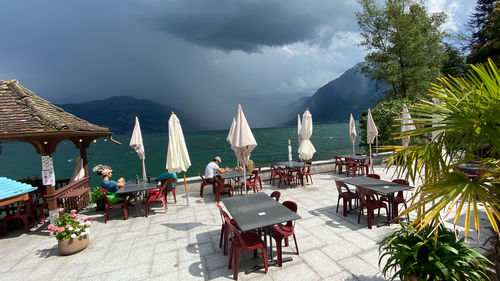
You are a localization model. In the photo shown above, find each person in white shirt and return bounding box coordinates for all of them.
[204,156,229,184]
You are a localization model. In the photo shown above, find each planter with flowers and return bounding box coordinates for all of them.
[48,208,93,255]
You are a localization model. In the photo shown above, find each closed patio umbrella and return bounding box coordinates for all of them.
[297,114,302,146]
[226,117,238,167]
[401,104,416,147]
[366,109,378,173]
[349,113,357,155]
[129,116,147,180]
[298,108,316,161]
[166,112,192,205]
[231,104,257,195]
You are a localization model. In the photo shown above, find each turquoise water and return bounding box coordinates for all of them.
[0,123,359,188]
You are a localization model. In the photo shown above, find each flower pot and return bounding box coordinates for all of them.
[58,234,89,255]
[96,199,105,211]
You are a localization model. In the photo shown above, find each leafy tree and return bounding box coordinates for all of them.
[386,59,500,238]
[468,0,497,48]
[441,43,468,78]
[356,0,447,100]
[468,0,500,64]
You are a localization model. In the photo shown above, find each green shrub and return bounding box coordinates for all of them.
[379,224,492,280]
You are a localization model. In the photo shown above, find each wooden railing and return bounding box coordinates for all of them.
[53,176,90,211]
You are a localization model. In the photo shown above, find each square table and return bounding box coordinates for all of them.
[277,161,311,186]
[341,176,412,222]
[115,180,159,194]
[222,193,301,270]
[338,154,370,161]
[277,161,308,170]
[219,169,245,193]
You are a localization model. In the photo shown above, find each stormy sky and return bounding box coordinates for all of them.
[0,0,474,129]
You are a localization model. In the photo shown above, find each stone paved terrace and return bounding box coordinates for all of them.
[0,165,495,281]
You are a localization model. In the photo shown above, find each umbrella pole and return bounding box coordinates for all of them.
[244,168,247,197]
[369,144,373,174]
[183,171,189,206]
[352,142,355,155]
[141,159,147,180]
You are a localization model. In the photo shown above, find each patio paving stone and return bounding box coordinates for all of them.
[0,164,495,280]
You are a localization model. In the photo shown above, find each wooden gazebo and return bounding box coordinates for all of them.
[0,80,112,213]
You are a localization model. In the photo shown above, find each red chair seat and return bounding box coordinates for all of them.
[101,189,129,223]
[271,201,299,267]
[335,180,359,217]
[226,217,268,280]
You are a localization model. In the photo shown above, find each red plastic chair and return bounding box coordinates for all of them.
[380,179,409,223]
[2,198,36,234]
[252,167,262,190]
[297,161,313,185]
[272,201,299,267]
[226,217,268,280]
[333,156,347,175]
[366,173,380,179]
[346,158,363,177]
[335,180,358,217]
[101,189,129,223]
[145,179,176,217]
[198,172,214,198]
[270,191,281,202]
[356,153,371,174]
[242,173,259,194]
[269,164,279,185]
[214,177,234,203]
[278,166,296,188]
[216,204,239,256]
[161,178,177,204]
[32,191,48,224]
[357,187,389,229]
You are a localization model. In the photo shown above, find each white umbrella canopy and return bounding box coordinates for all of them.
[298,109,316,160]
[226,117,236,144]
[366,108,378,172]
[129,116,147,180]
[366,108,378,144]
[297,114,302,146]
[401,104,416,146]
[231,105,257,195]
[166,112,191,205]
[349,113,357,155]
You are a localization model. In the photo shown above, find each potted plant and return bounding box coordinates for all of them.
[48,208,92,255]
[89,186,104,211]
[379,223,492,280]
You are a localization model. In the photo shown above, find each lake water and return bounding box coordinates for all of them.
[0,123,359,187]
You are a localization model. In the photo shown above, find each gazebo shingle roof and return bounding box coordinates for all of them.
[0,80,110,140]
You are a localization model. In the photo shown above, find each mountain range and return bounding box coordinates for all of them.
[59,64,385,133]
[285,64,384,124]
[59,96,202,134]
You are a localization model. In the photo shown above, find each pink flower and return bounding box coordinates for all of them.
[49,232,54,236]
[52,213,59,217]
[48,224,54,230]
[66,224,71,229]
[83,218,88,223]
[58,208,64,212]
[70,209,77,213]
[58,227,64,233]
[91,219,94,223]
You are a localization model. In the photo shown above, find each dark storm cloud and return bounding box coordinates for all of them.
[150,0,358,52]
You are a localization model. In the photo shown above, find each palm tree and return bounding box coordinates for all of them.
[386,58,500,238]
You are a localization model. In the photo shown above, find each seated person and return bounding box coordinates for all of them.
[156,170,178,189]
[245,159,255,172]
[204,156,229,184]
[100,168,135,203]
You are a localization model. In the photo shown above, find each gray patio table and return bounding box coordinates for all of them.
[338,154,370,161]
[115,179,159,194]
[222,193,301,272]
[219,169,245,193]
[276,161,309,169]
[341,176,412,223]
